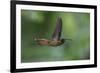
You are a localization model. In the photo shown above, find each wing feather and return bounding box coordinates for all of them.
[52,17,62,40]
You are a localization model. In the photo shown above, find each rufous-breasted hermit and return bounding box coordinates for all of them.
[33,17,71,46]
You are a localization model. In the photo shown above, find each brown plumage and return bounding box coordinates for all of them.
[34,17,66,46]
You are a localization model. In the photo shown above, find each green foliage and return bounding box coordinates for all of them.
[21,10,90,62]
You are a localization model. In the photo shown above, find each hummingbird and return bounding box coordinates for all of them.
[34,17,70,46]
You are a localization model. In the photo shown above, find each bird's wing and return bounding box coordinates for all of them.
[52,17,62,40]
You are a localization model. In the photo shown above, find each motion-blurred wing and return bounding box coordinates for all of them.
[52,17,62,40]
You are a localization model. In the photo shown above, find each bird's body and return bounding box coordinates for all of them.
[35,39,49,45]
[49,39,64,46]
[34,38,65,46]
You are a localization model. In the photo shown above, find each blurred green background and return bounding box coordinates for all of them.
[21,10,90,63]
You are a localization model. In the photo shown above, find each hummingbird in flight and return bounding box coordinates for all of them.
[34,17,71,46]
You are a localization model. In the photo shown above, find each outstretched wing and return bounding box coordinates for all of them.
[52,17,62,40]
